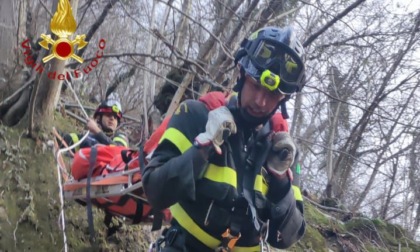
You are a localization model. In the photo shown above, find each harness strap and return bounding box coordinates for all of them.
[121,149,133,164]
[216,123,273,251]
[215,196,246,251]
[159,226,187,251]
[151,209,164,231]
[216,228,241,252]
[97,194,144,223]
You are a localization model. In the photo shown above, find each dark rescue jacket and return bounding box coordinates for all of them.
[61,130,128,151]
[143,95,305,251]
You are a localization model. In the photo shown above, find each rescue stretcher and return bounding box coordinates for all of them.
[52,128,170,226]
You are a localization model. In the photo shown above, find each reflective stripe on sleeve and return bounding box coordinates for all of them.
[159,127,192,154]
[203,164,237,188]
[254,174,268,195]
[69,133,80,152]
[113,136,128,147]
[292,185,303,201]
[233,245,261,252]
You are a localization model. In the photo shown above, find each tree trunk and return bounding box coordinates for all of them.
[379,161,398,219]
[142,0,158,138]
[332,21,419,199]
[409,134,420,238]
[0,1,16,66]
[165,72,194,118]
[324,66,344,198]
[200,0,250,94]
[351,82,417,211]
[29,0,80,134]
[0,0,30,126]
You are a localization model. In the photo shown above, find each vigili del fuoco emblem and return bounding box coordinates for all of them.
[39,0,88,63]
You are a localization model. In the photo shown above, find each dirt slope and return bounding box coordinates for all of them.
[0,114,419,252]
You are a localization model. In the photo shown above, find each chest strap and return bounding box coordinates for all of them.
[216,196,247,251]
[217,123,272,251]
[216,228,241,252]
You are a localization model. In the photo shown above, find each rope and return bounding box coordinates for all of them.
[54,78,91,252]
[64,79,89,119]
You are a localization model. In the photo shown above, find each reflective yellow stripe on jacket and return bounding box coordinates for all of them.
[170,203,260,252]
[159,127,192,154]
[69,133,80,152]
[292,185,303,201]
[162,126,264,251]
[113,136,128,147]
[204,164,236,187]
[254,174,268,195]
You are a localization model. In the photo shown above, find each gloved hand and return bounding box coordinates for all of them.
[266,132,296,177]
[195,106,237,155]
[86,118,101,134]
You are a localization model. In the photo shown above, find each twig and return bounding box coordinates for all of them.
[128,58,201,97]
[17,130,26,149]
[0,190,12,226]
[304,195,350,215]
[65,110,87,124]
[339,230,369,251]
[13,203,32,247]
[157,0,234,60]
[303,0,367,47]
[152,29,211,75]
[39,0,53,18]
[65,52,170,68]
[354,217,387,248]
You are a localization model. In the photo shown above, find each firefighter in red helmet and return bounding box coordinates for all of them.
[61,99,129,151]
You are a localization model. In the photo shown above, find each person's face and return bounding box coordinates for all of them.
[101,113,118,131]
[240,75,286,118]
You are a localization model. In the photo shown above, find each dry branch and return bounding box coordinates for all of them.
[303,0,367,47]
[0,74,35,108]
[304,196,351,215]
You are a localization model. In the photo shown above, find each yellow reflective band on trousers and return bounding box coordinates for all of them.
[203,164,237,187]
[113,136,128,147]
[69,133,80,151]
[159,127,192,154]
[254,174,268,195]
[170,203,261,252]
[292,185,303,201]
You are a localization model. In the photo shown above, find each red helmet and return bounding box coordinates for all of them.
[94,100,123,122]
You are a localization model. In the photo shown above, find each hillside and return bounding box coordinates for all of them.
[0,113,419,252]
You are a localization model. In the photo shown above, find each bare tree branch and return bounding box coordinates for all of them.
[303,0,366,47]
